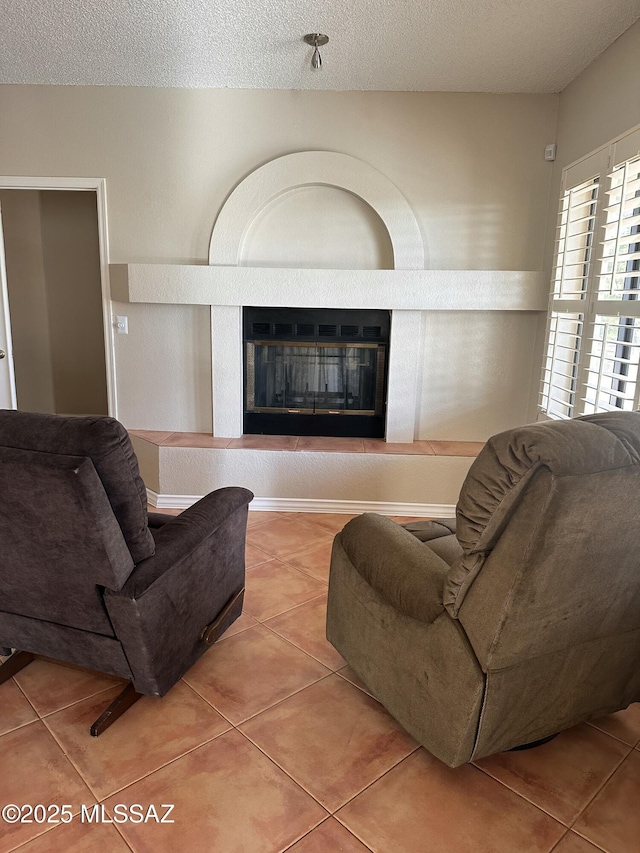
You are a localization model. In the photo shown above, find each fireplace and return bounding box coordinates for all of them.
[243,307,390,437]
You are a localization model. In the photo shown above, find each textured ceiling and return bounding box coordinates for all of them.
[1,0,638,93]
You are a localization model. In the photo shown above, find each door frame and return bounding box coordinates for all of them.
[0,176,117,417]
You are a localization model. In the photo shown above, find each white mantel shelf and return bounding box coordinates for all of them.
[110,264,547,312]
[110,262,547,442]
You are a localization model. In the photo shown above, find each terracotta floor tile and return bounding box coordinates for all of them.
[5,509,637,852]
[245,560,328,621]
[219,610,258,640]
[0,678,37,735]
[337,748,564,853]
[282,539,334,583]
[475,723,629,825]
[388,515,435,523]
[240,673,417,812]
[15,821,131,852]
[245,542,273,568]
[160,431,232,448]
[184,624,330,724]
[14,659,124,717]
[360,438,386,452]
[147,505,182,515]
[296,436,364,453]
[103,730,327,853]
[428,439,485,456]
[266,595,346,670]
[247,510,294,528]
[44,681,230,800]
[336,665,377,699]
[588,702,640,746]
[551,833,605,853]
[573,750,640,852]
[363,439,435,455]
[287,818,372,852]
[294,512,357,536]
[0,721,95,852]
[227,434,299,450]
[128,429,176,444]
[246,516,332,559]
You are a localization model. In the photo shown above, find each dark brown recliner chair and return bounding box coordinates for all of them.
[327,412,640,767]
[0,410,252,735]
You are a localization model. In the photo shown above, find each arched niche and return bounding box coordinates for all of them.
[239,184,394,270]
[208,151,426,270]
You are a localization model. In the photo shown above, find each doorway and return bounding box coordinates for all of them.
[0,184,112,416]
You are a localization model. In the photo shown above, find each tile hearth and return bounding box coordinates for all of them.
[129,431,486,457]
[129,432,485,511]
[0,510,638,853]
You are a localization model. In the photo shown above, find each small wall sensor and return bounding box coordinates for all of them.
[544,144,557,162]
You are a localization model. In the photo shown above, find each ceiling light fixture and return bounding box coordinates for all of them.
[304,33,329,70]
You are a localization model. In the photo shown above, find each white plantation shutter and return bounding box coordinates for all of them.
[540,126,640,419]
[583,316,640,413]
[553,177,599,300]
[540,170,601,419]
[599,156,640,301]
[540,312,583,418]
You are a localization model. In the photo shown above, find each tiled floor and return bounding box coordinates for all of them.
[129,430,485,456]
[1,511,639,853]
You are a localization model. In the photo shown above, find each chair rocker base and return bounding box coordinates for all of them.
[90,682,143,737]
[0,650,35,683]
[199,587,245,645]
[509,733,558,752]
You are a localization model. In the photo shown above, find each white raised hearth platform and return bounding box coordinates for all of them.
[131,431,485,516]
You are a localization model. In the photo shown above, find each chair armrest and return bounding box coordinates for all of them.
[104,486,253,696]
[147,511,174,529]
[338,513,448,623]
[116,487,253,598]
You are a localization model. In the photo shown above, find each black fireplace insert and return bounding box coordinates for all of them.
[243,307,390,437]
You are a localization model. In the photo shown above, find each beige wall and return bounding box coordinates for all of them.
[0,86,559,435]
[0,189,55,412]
[0,87,558,270]
[417,311,541,440]
[544,20,640,279]
[0,189,108,415]
[553,20,640,175]
[533,20,640,413]
[241,186,394,270]
[39,191,108,415]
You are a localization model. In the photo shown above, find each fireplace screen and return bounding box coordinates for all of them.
[246,342,385,415]
[242,306,389,437]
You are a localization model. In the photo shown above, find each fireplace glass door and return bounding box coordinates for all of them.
[247,342,385,416]
[243,306,389,437]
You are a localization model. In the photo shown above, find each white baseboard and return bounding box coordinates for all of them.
[146,489,456,518]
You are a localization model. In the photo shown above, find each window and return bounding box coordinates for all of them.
[540,126,640,419]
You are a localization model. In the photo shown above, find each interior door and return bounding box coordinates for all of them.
[0,201,17,408]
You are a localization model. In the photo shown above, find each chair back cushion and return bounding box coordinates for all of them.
[0,446,135,635]
[0,410,154,563]
[444,412,640,668]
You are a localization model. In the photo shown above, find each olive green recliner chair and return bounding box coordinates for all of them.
[326,412,640,767]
